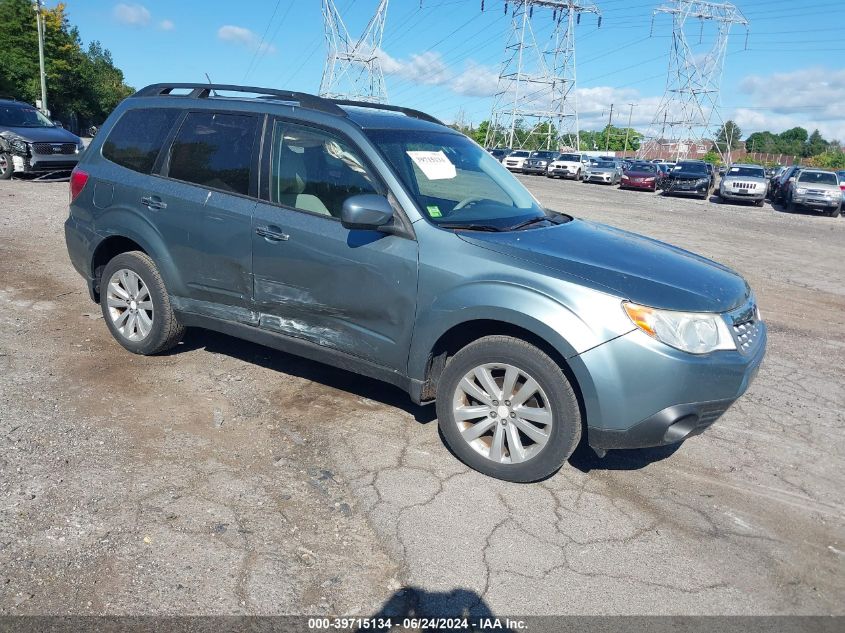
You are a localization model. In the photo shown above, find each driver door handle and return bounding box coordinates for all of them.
[140,195,167,210]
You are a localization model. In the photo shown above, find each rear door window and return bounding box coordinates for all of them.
[102,108,180,174]
[165,111,259,196]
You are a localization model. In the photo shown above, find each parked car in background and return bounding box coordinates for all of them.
[703,162,716,188]
[770,165,802,204]
[717,164,768,207]
[64,82,766,482]
[837,170,845,203]
[546,152,590,180]
[787,170,842,217]
[502,149,530,172]
[583,159,622,185]
[487,147,512,161]
[661,161,713,199]
[620,161,661,192]
[521,150,558,175]
[0,98,85,179]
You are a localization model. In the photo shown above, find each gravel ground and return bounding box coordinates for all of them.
[0,176,843,617]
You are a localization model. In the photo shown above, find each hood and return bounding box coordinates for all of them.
[795,181,840,192]
[0,125,80,144]
[458,219,749,313]
[667,169,709,180]
[722,175,767,185]
[624,170,658,177]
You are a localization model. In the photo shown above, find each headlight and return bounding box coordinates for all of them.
[643,177,655,182]
[796,188,807,195]
[10,139,28,155]
[623,302,736,354]
[696,177,710,184]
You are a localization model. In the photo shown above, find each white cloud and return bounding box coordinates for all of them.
[377,50,498,97]
[217,25,277,54]
[158,19,175,31]
[113,3,151,27]
[734,67,845,141]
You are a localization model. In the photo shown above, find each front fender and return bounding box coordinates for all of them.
[407,279,631,381]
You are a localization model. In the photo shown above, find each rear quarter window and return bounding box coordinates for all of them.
[101,108,180,174]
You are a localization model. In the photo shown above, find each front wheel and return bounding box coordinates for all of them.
[100,251,185,355]
[436,336,582,483]
[0,152,13,180]
[829,204,842,218]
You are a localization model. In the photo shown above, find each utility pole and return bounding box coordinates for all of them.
[33,0,48,116]
[485,1,603,151]
[623,103,635,155]
[604,103,613,152]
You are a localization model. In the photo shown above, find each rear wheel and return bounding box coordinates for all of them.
[0,152,13,180]
[100,251,185,355]
[436,336,582,483]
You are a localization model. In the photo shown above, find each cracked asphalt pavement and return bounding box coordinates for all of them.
[1,176,843,616]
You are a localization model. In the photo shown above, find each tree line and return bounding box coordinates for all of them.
[0,0,133,133]
[453,119,643,152]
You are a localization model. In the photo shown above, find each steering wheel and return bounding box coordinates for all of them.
[452,196,485,212]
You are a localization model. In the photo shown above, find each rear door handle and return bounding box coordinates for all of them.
[256,226,289,242]
[141,195,167,210]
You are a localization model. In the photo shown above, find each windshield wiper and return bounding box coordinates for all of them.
[507,216,554,231]
[438,222,504,232]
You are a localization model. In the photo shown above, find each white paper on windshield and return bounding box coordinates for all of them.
[406,150,457,180]
[730,167,740,172]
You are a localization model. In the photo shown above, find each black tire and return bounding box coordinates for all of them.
[100,251,185,355]
[575,169,581,181]
[755,198,765,208]
[0,152,13,180]
[829,204,842,218]
[787,195,796,213]
[435,335,582,483]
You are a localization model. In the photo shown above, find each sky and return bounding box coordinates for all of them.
[58,0,845,141]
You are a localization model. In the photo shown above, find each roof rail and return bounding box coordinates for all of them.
[132,83,346,117]
[329,99,444,125]
[131,83,443,125]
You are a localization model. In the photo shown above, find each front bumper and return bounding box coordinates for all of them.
[12,152,80,173]
[664,181,709,196]
[585,173,614,183]
[548,167,579,178]
[720,188,765,202]
[793,195,840,210]
[573,322,766,451]
[521,165,547,175]
[621,178,657,190]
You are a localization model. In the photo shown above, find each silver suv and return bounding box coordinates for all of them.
[717,164,768,207]
[0,99,84,179]
[788,170,842,217]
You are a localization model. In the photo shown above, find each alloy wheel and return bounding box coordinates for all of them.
[452,363,553,464]
[106,269,154,341]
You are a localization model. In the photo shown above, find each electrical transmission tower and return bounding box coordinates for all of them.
[485,1,601,151]
[638,0,749,162]
[319,0,389,103]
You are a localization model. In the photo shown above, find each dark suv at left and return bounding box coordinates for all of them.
[0,98,84,179]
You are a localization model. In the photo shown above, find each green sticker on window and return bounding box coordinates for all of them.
[427,205,442,218]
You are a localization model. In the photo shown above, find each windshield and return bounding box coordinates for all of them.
[627,163,656,173]
[557,154,581,162]
[530,151,556,159]
[726,166,766,178]
[0,105,54,128]
[675,162,708,174]
[509,151,530,158]
[797,171,838,186]
[367,129,558,230]
[595,161,615,168]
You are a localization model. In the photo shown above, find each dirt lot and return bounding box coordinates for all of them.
[1,176,843,617]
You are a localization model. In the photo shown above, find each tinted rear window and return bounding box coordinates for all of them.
[166,111,259,196]
[102,108,180,174]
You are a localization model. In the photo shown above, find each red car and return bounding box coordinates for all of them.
[620,162,661,191]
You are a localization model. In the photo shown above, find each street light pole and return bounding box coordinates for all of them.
[623,103,635,156]
[33,0,48,116]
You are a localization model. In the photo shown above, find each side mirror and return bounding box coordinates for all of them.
[52,120,63,128]
[788,177,796,183]
[341,194,394,231]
